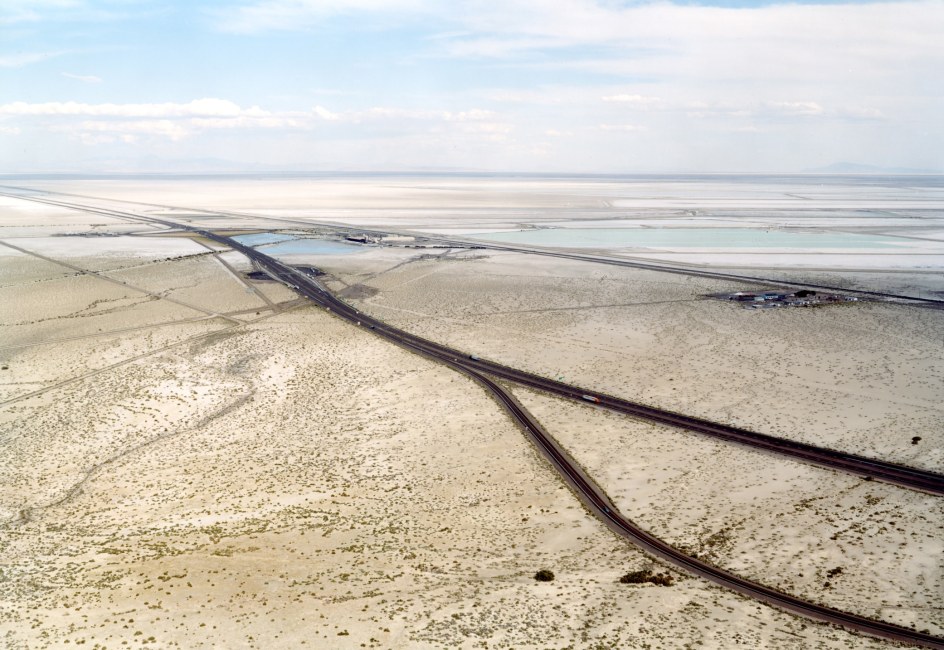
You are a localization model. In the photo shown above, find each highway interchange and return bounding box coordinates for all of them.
[4,188,944,648]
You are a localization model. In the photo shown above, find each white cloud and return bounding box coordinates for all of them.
[193,0,941,171]
[447,108,495,122]
[442,0,944,73]
[215,0,429,34]
[601,94,664,109]
[599,124,646,132]
[0,98,258,118]
[189,115,307,129]
[459,122,511,134]
[0,126,21,135]
[0,99,497,124]
[443,36,562,59]
[765,101,825,117]
[595,95,884,124]
[487,89,565,104]
[61,72,103,84]
[0,1,77,25]
[0,51,68,68]
[0,98,508,147]
[53,119,191,142]
[837,106,886,120]
[346,106,495,124]
[1,99,308,143]
[0,0,147,26]
[313,105,340,121]
[422,0,944,137]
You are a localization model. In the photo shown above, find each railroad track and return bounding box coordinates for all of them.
[6,191,944,647]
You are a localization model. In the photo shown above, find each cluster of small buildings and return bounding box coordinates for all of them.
[712,289,859,309]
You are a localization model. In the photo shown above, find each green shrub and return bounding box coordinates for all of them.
[534,569,555,582]
[619,569,674,586]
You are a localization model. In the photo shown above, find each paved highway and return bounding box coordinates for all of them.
[3,183,941,308]
[204,230,944,649]
[212,229,944,496]
[5,191,944,647]
[427,236,944,308]
[5,191,943,494]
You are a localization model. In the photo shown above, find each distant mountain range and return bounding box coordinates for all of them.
[803,162,942,174]
[6,156,942,176]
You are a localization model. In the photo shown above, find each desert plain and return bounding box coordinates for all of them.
[0,174,942,649]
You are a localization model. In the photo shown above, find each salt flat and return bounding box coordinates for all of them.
[1,175,941,648]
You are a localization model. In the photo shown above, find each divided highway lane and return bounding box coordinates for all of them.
[4,191,942,647]
[478,377,944,650]
[429,237,944,308]
[3,191,942,494]
[206,231,944,497]
[3,184,941,307]
[459,359,944,496]
[209,232,944,649]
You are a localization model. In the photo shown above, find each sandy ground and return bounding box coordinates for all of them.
[1,180,942,648]
[2,265,894,649]
[320,248,944,472]
[700,266,944,298]
[514,388,943,635]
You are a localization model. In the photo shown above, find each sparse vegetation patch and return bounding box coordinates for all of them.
[619,569,675,587]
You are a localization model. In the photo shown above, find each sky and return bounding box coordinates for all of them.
[1,0,942,173]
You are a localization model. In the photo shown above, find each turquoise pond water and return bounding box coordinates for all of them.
[261,239,362,255]
[231,233,362,255]
[471,228,911,249]
[232,232,296,246]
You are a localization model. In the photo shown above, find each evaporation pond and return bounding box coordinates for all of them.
[263,239,362,255]
[470,228,912,249]
[232,232,297,246]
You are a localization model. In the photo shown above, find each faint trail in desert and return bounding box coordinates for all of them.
[0,239,241,324]
[0,306,303,409]
[7,390,256,528]
[0,315,219,350]
[192,238,281,310]
[468,298,700,316]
